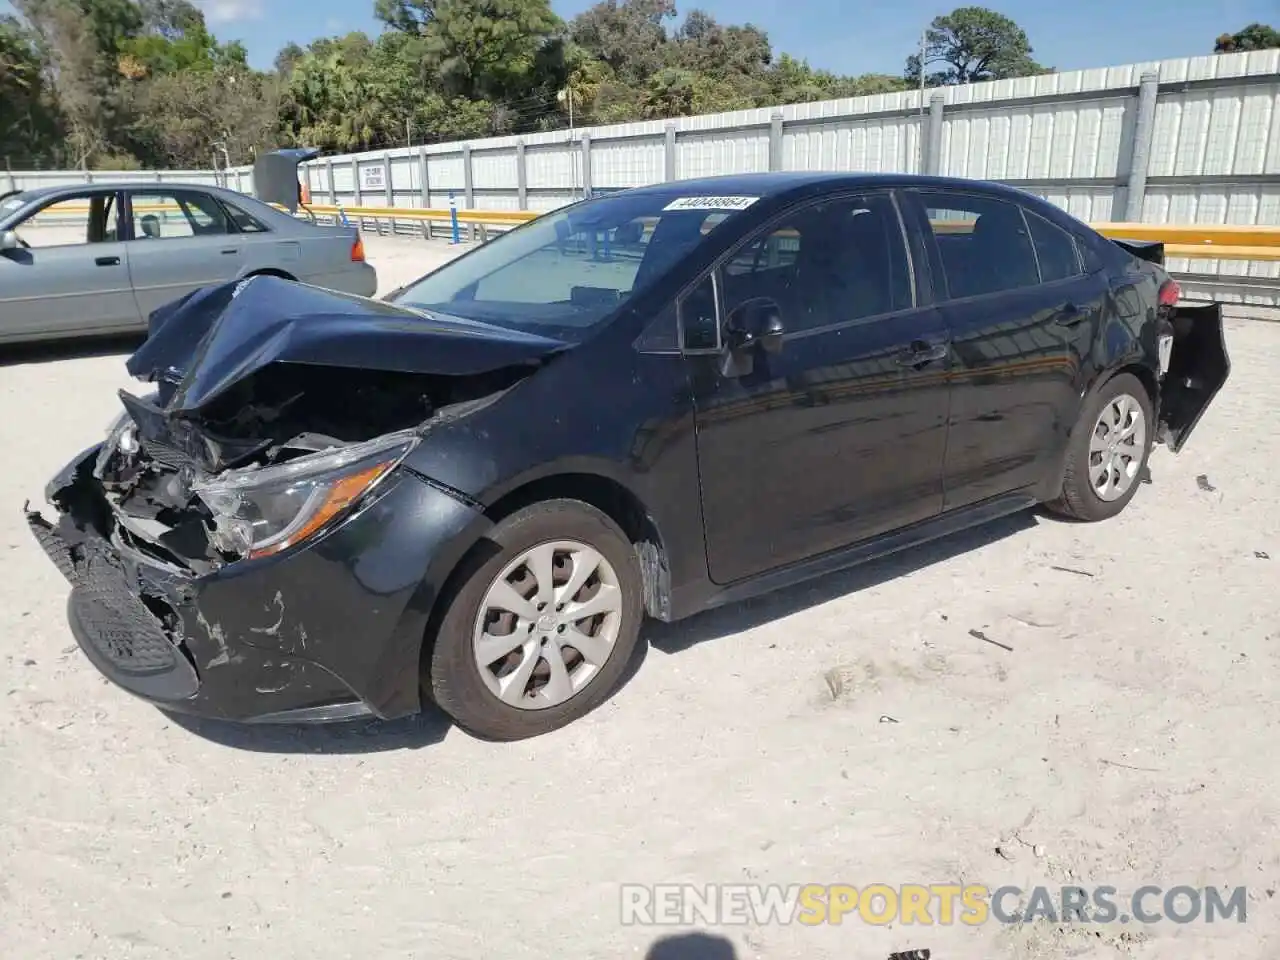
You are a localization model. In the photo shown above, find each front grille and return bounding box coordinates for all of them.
[140,437,192,470]
[69,548,179,676]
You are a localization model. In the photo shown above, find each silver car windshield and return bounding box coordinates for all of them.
[0,192,29,221]
[388,191,749,342]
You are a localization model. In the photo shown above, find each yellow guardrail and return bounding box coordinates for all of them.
[305,203,532,226]
[306,203,1280,262]
[22,197,1280,262]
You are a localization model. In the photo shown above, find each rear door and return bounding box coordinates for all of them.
[901,189,1103,510]
[124,188,245,318]
[0,191,139,342]
[690,190,952,584]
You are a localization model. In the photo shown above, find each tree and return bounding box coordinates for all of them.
[1214,23,1280,53]
[14,0,129,167]
[904,6,1049,86]
[273,42,305,75]
[570,0,676,85]
[1,15,63,164]
[128,63,280,165]
[375,0,436,34]
[670,10,772,80]
[417,0,563,104]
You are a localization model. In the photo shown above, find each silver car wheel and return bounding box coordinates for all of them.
[472,540,623,711]
[1089,392,1147,502]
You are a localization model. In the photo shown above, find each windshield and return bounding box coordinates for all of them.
[388,189,756,341]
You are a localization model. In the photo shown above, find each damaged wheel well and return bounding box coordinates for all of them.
[485,474,671,620]
[417,473,672,692]
[1107,362,1158,411]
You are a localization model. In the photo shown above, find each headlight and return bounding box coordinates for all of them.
[192,429,419,559]
[106,410,139,454]
[94,409,140,479]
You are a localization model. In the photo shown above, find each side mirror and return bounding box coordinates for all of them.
[718,297,785,378]
[724,297,786,354]
[0,230,18,252]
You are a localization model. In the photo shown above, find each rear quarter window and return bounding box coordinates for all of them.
[1024,210,1083,283]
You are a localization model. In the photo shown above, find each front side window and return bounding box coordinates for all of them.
[389,189,750,343]
[718,193,912,335]
[9,193,120,248]
[917,192,1040,300]
[679,273,719,351]
[130,191,230,240]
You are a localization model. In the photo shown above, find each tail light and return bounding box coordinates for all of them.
[1158,278,1180,307]
[351,234,366,262]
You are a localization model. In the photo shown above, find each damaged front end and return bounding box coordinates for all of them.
[26,275,557,722]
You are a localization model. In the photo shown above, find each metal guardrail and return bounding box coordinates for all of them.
[302,204,1280,262]
[23,198,1280,262]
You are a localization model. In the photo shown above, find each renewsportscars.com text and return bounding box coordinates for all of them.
[620,883,1248,927]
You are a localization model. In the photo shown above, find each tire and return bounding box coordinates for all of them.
[1045,372,1154,522]
[427,499,644,740]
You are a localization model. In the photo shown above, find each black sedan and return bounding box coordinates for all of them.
[27,172,1230,740]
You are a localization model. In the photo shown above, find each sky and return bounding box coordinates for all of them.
[2,0,1275,76]
[185,0,1276,74]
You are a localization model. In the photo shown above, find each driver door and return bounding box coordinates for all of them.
[688,191,952,585]
[0,191,139,342]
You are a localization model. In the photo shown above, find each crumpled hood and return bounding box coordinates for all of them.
[127,275,570,415]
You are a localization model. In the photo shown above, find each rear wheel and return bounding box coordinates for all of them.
[1045,372,1154,522]
[427,499,643,740]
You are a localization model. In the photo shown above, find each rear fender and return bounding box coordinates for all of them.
[1157,302,1230,453]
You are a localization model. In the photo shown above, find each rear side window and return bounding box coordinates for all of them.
[1025,210,1082,283]
[223,200,269,233]
[130,191,230,239]
[916,192,1040,299]
[1077,236,1105,273]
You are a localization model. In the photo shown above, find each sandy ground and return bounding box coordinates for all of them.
[0,233,1278,960]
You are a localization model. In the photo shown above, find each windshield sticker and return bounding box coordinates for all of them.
[662,196,760,212]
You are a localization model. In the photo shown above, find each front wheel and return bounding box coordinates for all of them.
[427,499,644,740]
[1044,372,1154,522]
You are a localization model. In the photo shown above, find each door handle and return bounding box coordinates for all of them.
[94,256,120,266]
[221,248,239,255]
[894,342,948,367]
[1053,303,1086,326]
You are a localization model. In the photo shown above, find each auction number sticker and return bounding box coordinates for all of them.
[663,196,760,212]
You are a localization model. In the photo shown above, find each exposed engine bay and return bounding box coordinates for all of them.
[84,365,524,574]
[53,274,570,576]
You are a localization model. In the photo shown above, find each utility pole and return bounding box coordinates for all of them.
[558,87,578,199]
[918,28,927,115]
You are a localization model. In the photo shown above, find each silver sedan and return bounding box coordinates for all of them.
[0,182,378,345]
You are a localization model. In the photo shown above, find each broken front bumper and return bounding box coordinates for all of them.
[27,445,486,724]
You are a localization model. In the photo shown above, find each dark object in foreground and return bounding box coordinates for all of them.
[27,172,1230,741]
[969,628,1014,652]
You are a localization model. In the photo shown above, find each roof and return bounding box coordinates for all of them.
[12,181,248,203]
[623,171,1040,202]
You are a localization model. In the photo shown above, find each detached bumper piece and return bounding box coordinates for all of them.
[28,509,199,702]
